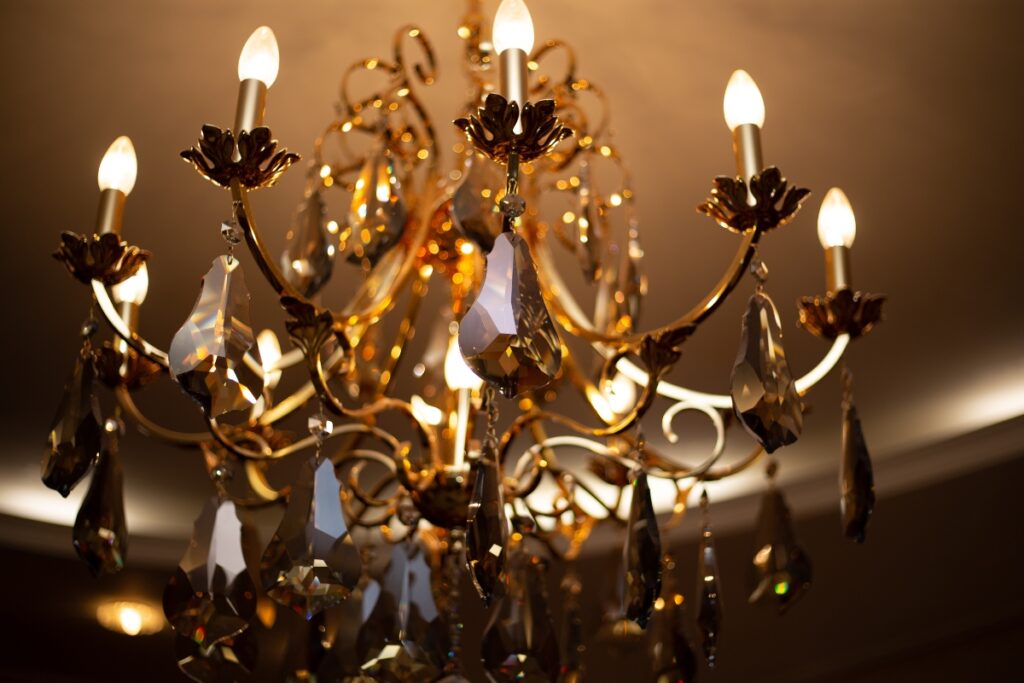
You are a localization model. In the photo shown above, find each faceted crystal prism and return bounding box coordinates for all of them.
[42,345,102,497]
[623,471,662,628]
[175,627,257,683]
[650,598,698,683]
[841,402,875,543]
[458,232,562,398]
[281,189,335,298]
[696,525,722,667]
[169,256,264,417]
[466,455,509,606]
[748,489,812,613]
[347,149,407,265]
[163,497,257,647]
[72,430,127,576]
[260,455,362,619]
[451,153,503,251]
[731,291,802,453]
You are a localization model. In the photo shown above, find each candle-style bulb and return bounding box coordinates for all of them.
[238,26,280,87]
[111,263,149,305]
[723,69,766,131]
[817,187,857,248]
[257,329,282,389]
[97,136,137,196]
[445,336,483,391]
[493,0,535,55]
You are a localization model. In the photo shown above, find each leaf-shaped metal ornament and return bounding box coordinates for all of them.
[697,166,809,234]
[180,125,300,189]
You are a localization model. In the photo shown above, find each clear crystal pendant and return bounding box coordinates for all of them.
[623,468,662,628]
[169,255,264,417]
[259,454,362,619]
[696,492,722,668]
[458,232,562,398]
[347,148,407,265]
[466,449,509,606]
[748,485,812,613]
[175,627,257,683]
[731,290,802,452]
[42,343,102,497]
[281,189,335,298]
[841,397,875,543]
[451,153,503,252]
[72,419,127,576]
[649,592,698,683]
[163,496,257,647]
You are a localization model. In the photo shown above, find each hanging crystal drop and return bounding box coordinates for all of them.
[175,627,258,683]
[748,487,812,613]
[559,574,585,683]
[650,595,698,683]
[458,231,562,398]
[841,400,875,543]
[72,419,127,576]
[163,496,257,647]
[730,290,802,453]
[168,255,264,418]
[260,454,362,619]
[574,161,603,282]
[617,223,647,331]
[451,153,503,252]
[281,189,335,298]
[347,148,407,265]
[466,449,509,606]
[623,469,662,628]
[42,344,102,497]
[696,503,722,667]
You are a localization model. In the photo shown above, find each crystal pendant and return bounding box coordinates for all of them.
[574,162,602,282]
[731,291,802,453]
[466,453,509,606]
[42,344,102,497]
[559,576,584,683]
[175,627,257,683]
[169,255,264,417]
[451,153,503,251]
[72,424,127,576]
[260,455,362,619]
[623,470,662,628]
[281,189,335,298]
[163,496,257,647]
[481,550,561,683]
[458,231,562,398]
[650,597,698,683]
[696,524,722,667]
[347,148,407,265]
[841,401,875,543]
[748,488,812,613]
[617,228,646,331]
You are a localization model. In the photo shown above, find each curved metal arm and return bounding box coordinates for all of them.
[114,386,209,446]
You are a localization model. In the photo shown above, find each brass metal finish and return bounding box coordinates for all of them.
[697,167,810,235]
[181,125,299,190]
[825,245,852,293]
[732,123,763,185]
[499,48,529,112]
[94,189,126,236]
[53,232,149,286]
[798,289,886,340]
[233,78,268,134]
[454,93,573,164]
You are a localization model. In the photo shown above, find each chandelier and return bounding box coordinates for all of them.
[45,0,886,680]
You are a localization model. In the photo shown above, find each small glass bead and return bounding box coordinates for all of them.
[499,194,526,218]
[211,464,232,482]
[308,414,334,439]
[221,218,244,245]
[80,319,99,338]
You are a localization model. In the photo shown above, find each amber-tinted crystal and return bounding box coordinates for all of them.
[696,526,722,667]
[841,401,875,543]
[466,454,509,606]
[175,627,257,683]
[42,344,102,497]
[260,455,362,619]
[347,149,407,265]
[731,291,802,453]
[281,189,334,298]
[748,489,812,613]
[168,255,263,417]
[163,496,257,647]
[623,470,662,628]
[458,231,562,398]
[451,153,503,251]
[72,428,127,576]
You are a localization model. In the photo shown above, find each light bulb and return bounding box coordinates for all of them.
[97,136,137,195]
[723,69,765,131]
[817,187,857,248]
[238,26,280,87]
[111,263,149,305]
[493,0,535,54]
[603,372,637,416]
[445,336,483,391]
[257,329,282,389]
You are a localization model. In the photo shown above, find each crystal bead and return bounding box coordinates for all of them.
[499,193,526,218]
[163,497,257,647]
[72,429,127,577]
[748,488,812,613]
[175,627,257,682]
[730,291,802,453]
[841,401,875,543]
[308,414,335,440]
[80,318,99,338]
[168,255,264,417]
[696,524,722,667]
[281,190,335,298]
[42,344,102,497]
[260,455,362,619]
[623,470,662,628]
[458,231,562,398]
[465,454,509,606]
[220,217,244,245]
[347,149,407,265]
[451,153,503,251]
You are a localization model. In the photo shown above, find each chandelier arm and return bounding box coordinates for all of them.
[230,179,305,300]
[113,386,209,446]
[700,444,766,482]
[375,272,429,395]
[91,280,169,368]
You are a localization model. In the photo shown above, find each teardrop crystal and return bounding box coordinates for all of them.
[466,454,509,606]
[169,255,264,417]
[347,148,407,265]
[281,189,335,297]
[72,427,127,576]
[650,596,698,683]
[617,228,646,331]
[731,290,802,452]
[748,488,812,613]
[696,524,722,668]
[574,162,603,282]
[458,231,562,398]
[451,153,503,252]
[623,470,662,628]
[42,344,102,497]
[841,401,875,543]
[559,575,584,683]
[163,496,257,647]
[260,455,362,619]
[175,626,257,683]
